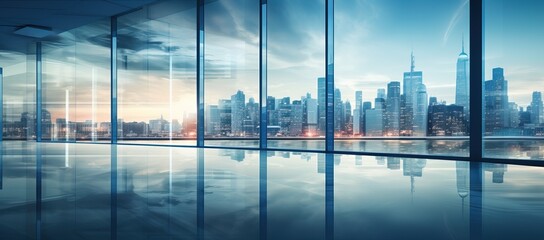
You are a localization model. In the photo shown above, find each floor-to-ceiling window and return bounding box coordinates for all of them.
[203,0,260,148]
[334,0,470,157]
[4,0,544,163]
[267,0,326,150]
[42,20,111,142]
[1,49,36,140]
[483,0,544,160]
[117,0,197,145]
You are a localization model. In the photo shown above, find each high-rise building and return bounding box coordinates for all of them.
[485,67,509,135]
[455,39,470,118]
[267,96,279,127]
[230,90,246,135]
[427,104,466,136]
[246,97,259,136]
[508,102,520,128]
[354,91,363,135]
[385,81,401,136]
[403,51,423,135]
[205,105,219,136]
[279,97,291,135]
[366,97,385,136]
[399,94,413,136]
[290,100,303,136]
[305,96,318,136]
[353,109,361,135]
[362,101,372,135]
[519,107,532,127]
[355,91,363,110]
[530,91,543,125]
[344,100,352,135]
[317,77,326,135]
[334,88,345,133]
[218,99,232,136]
[414,83,428,136]
[365,107,383,136]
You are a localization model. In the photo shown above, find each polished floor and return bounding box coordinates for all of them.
[0,141,543,240]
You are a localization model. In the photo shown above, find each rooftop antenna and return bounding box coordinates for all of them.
[462,33,465,53]
[410,50,415,72]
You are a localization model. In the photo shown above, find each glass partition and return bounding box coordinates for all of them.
[117,0,197,145]
[2,49,36,140]
[42,20,111,142]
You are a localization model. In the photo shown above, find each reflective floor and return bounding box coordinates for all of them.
[0,142,543,240]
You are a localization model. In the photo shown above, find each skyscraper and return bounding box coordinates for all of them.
[385,81,400,136]
[230,90,246,135]
[485,67,509,135]
[365,107,383,136]
[354,91,363,135]
[427,104,466,136]
[218,99,232,136]
[267,96,278,126]
[403,51,423,135]
[205,104,219,136]
[290,100,303,136]
[344,100,352,135]
[246,97,259,136]
[455,38,470,118]
[279,97,291,136]
[305,96,318,136]
[414,83,428,136]
[334,88,345,133]
[353,108,361,135]
[317,77,326,135]
[355,91,363,110]
[531,91,543,125]
[362,101,372,135]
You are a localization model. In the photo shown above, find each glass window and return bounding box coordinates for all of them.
[2,49,36,140]
[267,0,325,150]
[42,20,111,142]
[484,0,544,160]
[117,0,197,145]
[334,0,469,156]
[204,0,260,148]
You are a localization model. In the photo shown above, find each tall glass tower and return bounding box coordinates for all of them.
[317,77,326,135]
[402,52,423,136]
[455,38,470,118]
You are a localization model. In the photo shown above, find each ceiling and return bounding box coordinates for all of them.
[0,0,159,54]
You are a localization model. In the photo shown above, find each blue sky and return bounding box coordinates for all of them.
[201,0,473,106]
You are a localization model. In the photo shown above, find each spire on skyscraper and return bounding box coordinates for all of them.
[410,50,415,72]
[461,33,465,53]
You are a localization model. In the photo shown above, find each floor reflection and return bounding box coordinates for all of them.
[0,142,543,240]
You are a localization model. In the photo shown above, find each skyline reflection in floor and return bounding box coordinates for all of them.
[0,141,543,239]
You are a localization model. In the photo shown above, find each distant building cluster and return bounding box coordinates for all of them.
[3,41,544,139]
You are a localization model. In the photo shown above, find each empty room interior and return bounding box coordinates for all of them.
[1,0,543,239]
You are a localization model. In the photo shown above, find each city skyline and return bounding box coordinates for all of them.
[3,0,544,137]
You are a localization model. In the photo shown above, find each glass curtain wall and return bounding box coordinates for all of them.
[483,0,544,160]
[1,49,36,140]
[267,0,326,150]
[117,0,197,145]
[6,0,544,162]
[42,20,111,142]
[334,0,470,157]
[203,0,260,148]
